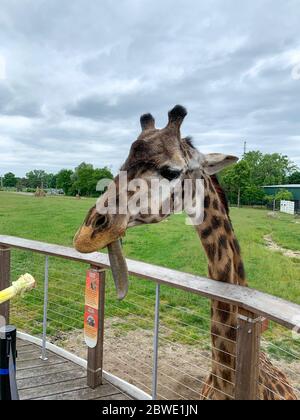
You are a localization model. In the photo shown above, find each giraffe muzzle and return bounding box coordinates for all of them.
[73,211,129,300]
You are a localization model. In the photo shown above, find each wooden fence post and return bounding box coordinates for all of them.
[235,311,262,400]
[87,268,105,389]
[0,246,11,324]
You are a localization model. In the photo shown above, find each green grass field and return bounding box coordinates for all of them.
[0,191,300,359]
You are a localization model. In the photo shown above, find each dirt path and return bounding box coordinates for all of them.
[264,235,300,259]
[53,318,300,400]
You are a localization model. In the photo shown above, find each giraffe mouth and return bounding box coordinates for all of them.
[73,210,129,300]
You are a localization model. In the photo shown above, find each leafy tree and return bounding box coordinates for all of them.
[2,172,17,187]
[243,185,265,205]
[221,150,298,206]
[275,190,293,201]
[261,154,296,185]
[56,169,74,195]
[264,195,275,205]
[221,161,251,207]
[71,163,113,196]
[288,171,300,184]
[242,151,263,185]
[16,177,29,191]
[26,170,48,189]
[45,173,57,189]
[244,151,296,186]
[71,163,95,196]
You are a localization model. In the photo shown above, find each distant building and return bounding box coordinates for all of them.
[263,184,300,212]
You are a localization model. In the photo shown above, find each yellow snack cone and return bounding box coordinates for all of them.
[0,274,36,304]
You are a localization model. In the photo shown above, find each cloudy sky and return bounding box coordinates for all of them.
[0,0,300,177]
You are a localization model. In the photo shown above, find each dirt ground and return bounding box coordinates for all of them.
[53,317,300,400]
[264,234,300,259]
[45,227,300,399]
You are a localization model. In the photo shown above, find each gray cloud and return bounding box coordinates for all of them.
[0,0,300,177]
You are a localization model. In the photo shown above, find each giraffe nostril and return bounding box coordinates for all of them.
[94,215,108,230]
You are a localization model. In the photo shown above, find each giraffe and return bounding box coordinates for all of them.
[74,105,297,400]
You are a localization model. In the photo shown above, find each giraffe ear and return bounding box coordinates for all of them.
[203,154,239,175]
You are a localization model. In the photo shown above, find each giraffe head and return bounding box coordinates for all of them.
[74,105,238,298]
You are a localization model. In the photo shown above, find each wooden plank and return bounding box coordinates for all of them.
[17,344,41,354]
[0,246,10,323]
[17,367,87,390]
[0,235,299,330]
[34,384,123,400]
[17,361,77,380]
[96,393,131,400]
[19,377,95,400]
[235,312,262,400]
[16,340,35,349]
[17,349,64,362]
[16,339,127,401]
[87,268,105,389]
[17,356,67,370]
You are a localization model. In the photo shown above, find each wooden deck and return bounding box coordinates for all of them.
[16,339,131,400]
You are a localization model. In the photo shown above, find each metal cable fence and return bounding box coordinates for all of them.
[259,323,300,400]
[8,248,300,400]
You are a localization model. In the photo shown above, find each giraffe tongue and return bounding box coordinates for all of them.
[107,240,129,300]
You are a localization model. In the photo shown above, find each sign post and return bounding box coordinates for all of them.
[85,267,106,389]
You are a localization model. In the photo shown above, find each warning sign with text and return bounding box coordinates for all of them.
[84,270,100,348]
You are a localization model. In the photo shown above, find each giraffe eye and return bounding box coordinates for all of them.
[159,167,182,181]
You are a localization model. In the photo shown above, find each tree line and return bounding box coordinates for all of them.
[0,162,114,197]
[219,151,300,206]
[1,151,299,202]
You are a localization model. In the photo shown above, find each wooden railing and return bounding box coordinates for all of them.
[0,234,300,400]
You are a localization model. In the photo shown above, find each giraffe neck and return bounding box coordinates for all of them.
[194,174,247,399]
[196,175,247,287]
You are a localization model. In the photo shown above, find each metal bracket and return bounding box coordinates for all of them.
[90,267,106,274]
[237,314,265,324]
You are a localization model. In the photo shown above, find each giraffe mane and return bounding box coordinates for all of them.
[183,136,195,149]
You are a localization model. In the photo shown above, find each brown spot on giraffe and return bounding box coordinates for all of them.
[219,234,228,250]
[233,238,241,254]
[201,226,213,239]
[213,199,219,210]
[211,215,222,230]
[211,325,221,341]
[225,326,237,342]
[221,369,233,384]
[224,219,232,234]
[218,260,232,283]
[218,343,232,365]
[216,301,231,324]
[205,243,217,261]
[237,261,246,280]
[204,195,211,209]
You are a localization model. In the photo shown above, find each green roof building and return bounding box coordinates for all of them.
[263,185,300,200]
[263,184,300,211]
